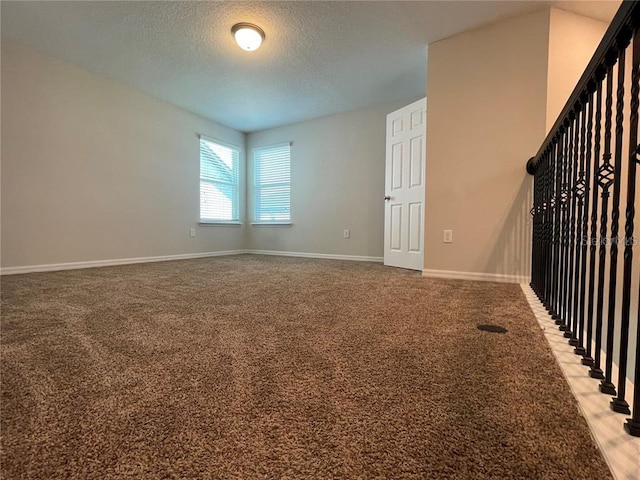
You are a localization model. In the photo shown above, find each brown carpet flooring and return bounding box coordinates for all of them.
[1,255,610,479]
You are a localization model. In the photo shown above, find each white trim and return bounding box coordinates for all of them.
[199,222,242,226]
[252,141,291,152]
[0,250,246,275]
[246,249,383,263]
[198,134,241,151]
[422,268,529,284]
[250,223,292,227]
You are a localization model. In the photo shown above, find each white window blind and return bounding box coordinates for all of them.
[200,136,240,223]
[253,143,291,223]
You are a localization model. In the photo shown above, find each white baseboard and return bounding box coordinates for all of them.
[422,268,529,284]
[0,250,246,275]
[0,249,384,275]
[246,249,383,263]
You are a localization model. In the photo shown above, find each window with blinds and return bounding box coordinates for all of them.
[253,143,291,223]
[200,136,240,223]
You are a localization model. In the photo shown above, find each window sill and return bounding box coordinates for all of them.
[251,222,292,227]
[199,222,242,226]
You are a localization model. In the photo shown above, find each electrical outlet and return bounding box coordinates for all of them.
[344,229,350,239]
[190,228,196,238]
[443,230,453,243]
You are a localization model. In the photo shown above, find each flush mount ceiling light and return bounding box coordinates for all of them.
[231,23,265,51]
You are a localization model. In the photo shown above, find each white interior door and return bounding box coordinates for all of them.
[384,98,426,271]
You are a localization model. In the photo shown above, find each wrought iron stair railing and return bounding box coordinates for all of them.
[527,0,640,436]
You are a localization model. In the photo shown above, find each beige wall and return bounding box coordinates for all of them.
[424,9,551,279]
[246,99,413,258]
[1,40,246,268]
[546,8,608,132]
[1,39,414,268]
[1,7,609,272]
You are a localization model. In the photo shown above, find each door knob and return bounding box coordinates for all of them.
[384,195,391,201]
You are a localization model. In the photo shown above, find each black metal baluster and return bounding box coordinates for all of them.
[601,39,629,396]
[538,152,549,301]
[543,149,553,309]
[544,143,555,315]
[560,121,573,332]
[565,111,580,340]
[559,128,573,332]
[536,159,544,294]
[626,277,640,435]
[575,90,595,357]
[545,141,558,313]
[551,139,562,320]
[553,131,566,325]
[591,56,616,381]
[530,181,536,292]
[544,145,555,310]
[540,151,548,297]
[546,142,557,316]
[614,28,638,418]
[584,70,605,368]
[537,152,547,299]
[531,162,541,295]
[555,133,564,321]
[571,99,588,351]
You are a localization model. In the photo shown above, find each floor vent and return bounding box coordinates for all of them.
[477,324,508,334]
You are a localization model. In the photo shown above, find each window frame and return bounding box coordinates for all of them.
[199,134,242,225]
[252,142,292,225]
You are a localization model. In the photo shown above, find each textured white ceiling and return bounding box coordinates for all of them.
[1,1,619,132]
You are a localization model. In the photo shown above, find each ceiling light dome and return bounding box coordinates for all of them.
[232,23,265,51]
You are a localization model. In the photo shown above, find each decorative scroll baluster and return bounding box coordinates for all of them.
[583,72,605,368]
[590,58,616,381]
[570,99,588,351]
[614,28,638,420]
